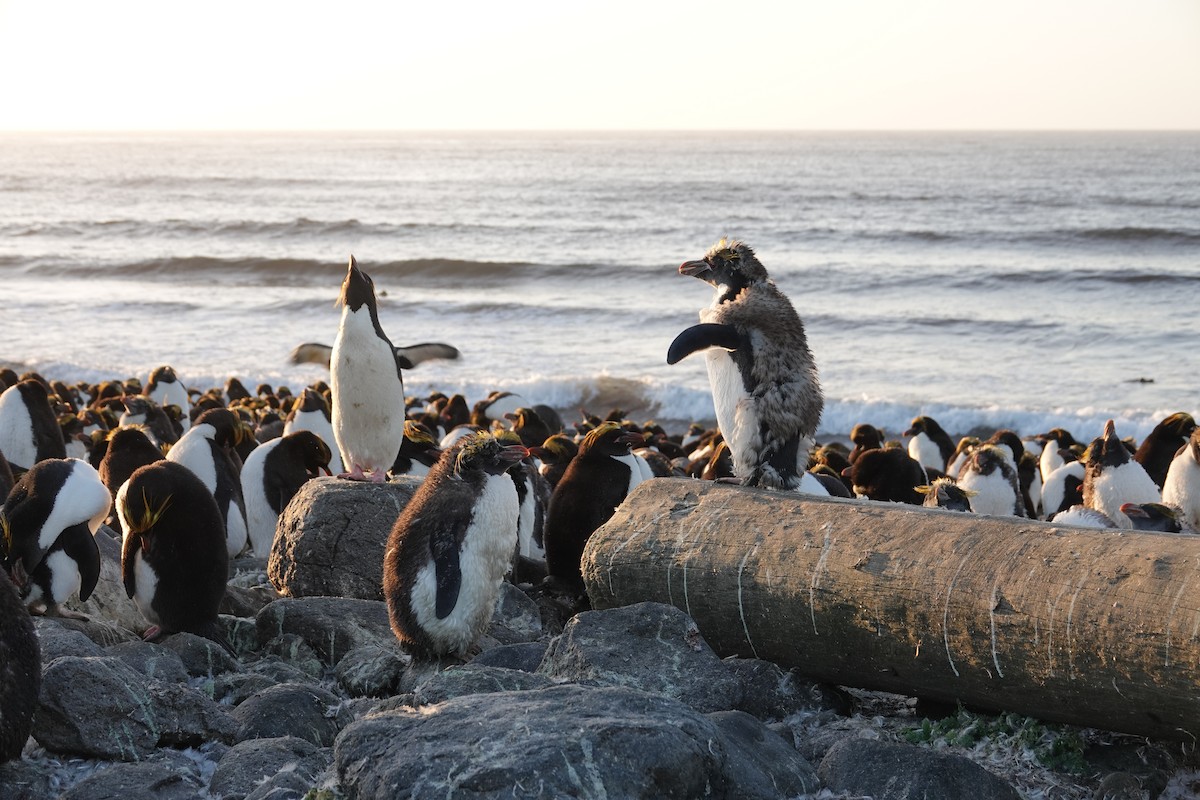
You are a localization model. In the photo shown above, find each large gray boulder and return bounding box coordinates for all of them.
[57,761,207,800]
[231,683,352,746]
[335,683,814,800]
[254,597,396,666]
[817,738,1022,799]
[209,736,329,800]
[269,476,421,600]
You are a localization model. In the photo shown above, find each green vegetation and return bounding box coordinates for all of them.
[903,706,1088,775]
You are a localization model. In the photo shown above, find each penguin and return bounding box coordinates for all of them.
[1082,419,1162,529]
[1051,505,1118,529]
[1162,428,1200,531]
[957,444,1025,517]
[668,239,822,491]
[330,256,406,482]
[283,386,344,476]
[165,408,251,558]
[0,565,39,763]
[849,447,927,504]
[144,365,191,433]
[680,422,706,453]
[471,392,526,429]
[390,420,442,478]
[99,427,166,531]
[1120,502,1195,534]
[118,396,179,447]
[494,431,552,582]
[0,449,14,501]
[382,432,528,659]
[529,433,578,489]
[543,422,649,589]
[506,407,554,450]
[848,423,885,465]
[904,416,955,472]
[0,458,110,618]
[241,430,332,557]
[1041,459,1086,520]
[116,460,231,650]
[1037,428,1079,482]
[0,379,67,473]
[917,477,975,512]
[1134,412,1196,489]
[701,440,736,481]
[289,340,461,370]
[945,436,981,479]
[439,394,472,434]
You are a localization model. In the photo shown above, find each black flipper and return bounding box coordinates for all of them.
[121,525,142,599]
[59,522,100,602]
[287,343,333,369]
[667,324,742,365]
[394,343,461,370]
[430,518,468,619]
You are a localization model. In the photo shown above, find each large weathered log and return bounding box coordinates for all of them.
[581,478,1200,741]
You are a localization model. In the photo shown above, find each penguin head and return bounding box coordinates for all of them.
[1036,427,1077,448]
[1119,502,1182,532]
[1156,412,1196,441]
[985,429,1024,464]
[916,477,975,511]
[965,444,1008,477]
[285,430,333,477]
[401,420,442,463]
[451,432,529,478]
[336,255,378,314]
[147,365,178,389]
[578,422,645,458]
[903,417,929,437]
[850,423,884,451]
[194,408,253,449]
[679,239,769,299]
[1084,419,1131,473]
[528,433,578,466]
[118,465,179,553]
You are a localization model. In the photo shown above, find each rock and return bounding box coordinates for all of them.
[61,525,147,633]
[244,769,323,800]
[249,657,317,685]
[538,601,744,714]
[209,736,328,800]
[221,584,276,618]
[254,597,394,666]
[213,672,278,707]
[0,758,56,800]
[34,656,159,759]
[231,683,351,746]
[391,664,555,708]
[0,568,39,763]
[269,476,420,599]
[105,641,190,684]
[31,622,105,662]
[707,710,820,799]
[469,641,547,672]
[817,738,1022,799]
[259,633,325,678]
[337,683,816,799]
[57,761,206,800]
[147,680,238,747]
[486,581,543,644]
[37,615,139,648]
[222,615,260,657]
[159,632,242,677]
[335,643,407,698]
[722,657,853,720]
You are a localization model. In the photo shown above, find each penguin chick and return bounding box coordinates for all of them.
[0,458,110,618]
[165,408,252,558]
[904,416,956,473]
[957,444,1025,517]
[330,256,406,482]
[543,422,649,589]
[848,423,885,465]
[1119,502,1194,534]
[668,239,822,491]
[241,430,332,557]
[849,447,927,505]
[119,396,179,447]
[505,407,554,450]
[1083,419,1161,529]
[917,477,975,512]
[117,460,231,650]
[1162,428,1200,532]
[383,432,528,659]
[1135,412,1196,490]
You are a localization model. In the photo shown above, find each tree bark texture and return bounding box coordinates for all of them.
[581,478,1200,741]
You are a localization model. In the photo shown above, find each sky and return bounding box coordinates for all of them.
[0,0,1197,131]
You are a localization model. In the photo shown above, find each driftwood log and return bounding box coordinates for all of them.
[581,478,1200,742]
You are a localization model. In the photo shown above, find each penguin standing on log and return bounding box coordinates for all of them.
[330,256,406,482]
[0,458,111,618]
[668,239,823,491]
[383,432,529,659]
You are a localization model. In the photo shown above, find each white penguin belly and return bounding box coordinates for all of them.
[409,475,518,655]
[39,460,112,551]
[45,549,83,605]
[224,501,248,558]
[0,387,37,469]
[331,308,405,472]
[1041,461,1084,519]
[166,430,218,492]
[908,434,943,472]
[1091,464,1161,528]
[959,470,1017,517]
[613,454,648,496]
[133,551,161,625]
[1162,449,1200,531]
[241,438,279,557]
[704,350,758,480]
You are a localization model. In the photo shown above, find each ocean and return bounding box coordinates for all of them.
[1,131,1197,443]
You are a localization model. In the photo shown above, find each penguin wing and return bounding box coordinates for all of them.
[288,343,333,369]
[60,521,101,602]
[429,516,469,619]
[121,528,142,599]
[393,343,461,370]
[667,324,743,365]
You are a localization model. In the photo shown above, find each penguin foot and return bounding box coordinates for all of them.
[365,468,389,483]
[338,465,368,481]
[142,625,163,642]
[43,604,90,622]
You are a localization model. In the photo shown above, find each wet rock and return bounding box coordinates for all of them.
[390,664,555,709]
[486,581,543,644]
[231,683,351,746]
[817,737,1022,799]
[148,680,238,747]
[31,622,104,663]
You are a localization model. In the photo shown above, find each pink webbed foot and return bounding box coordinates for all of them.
[338,464,368,481]
[365,468,389,483]
[142,625,162,641]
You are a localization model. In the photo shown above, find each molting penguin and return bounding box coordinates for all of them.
[849,447,927,505]
[1051,505,1117,529]
[1134,412,1196,490]
[1162,428,1200,532]
[165,408,251,558]
[904,416,955,473]
[283,386,343,476]
[116,460,231,650]
[383,432,528,659]
[0,458,110,618]
[957,444,1025,517]
[144,365,191,433]
[241,430,332,557]
[0,566,39,762]
[1082,419,1162,529]
[0,379,67,473]
[668,239,823,491]
[543,422,649,589]
[330,256,406,482]
[945,436,981,479]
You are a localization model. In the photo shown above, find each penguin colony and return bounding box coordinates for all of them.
[0,243,1197,669]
